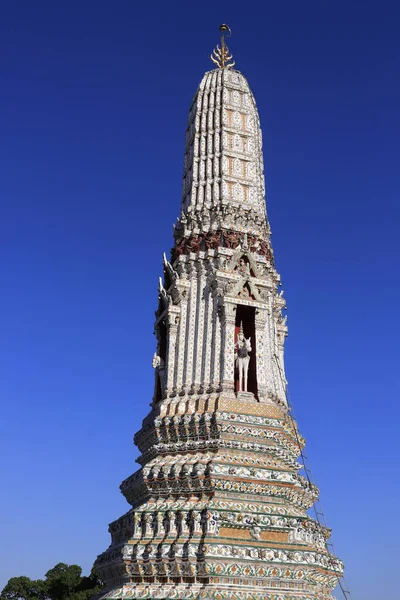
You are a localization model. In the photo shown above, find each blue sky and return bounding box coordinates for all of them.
[1,2,399,599]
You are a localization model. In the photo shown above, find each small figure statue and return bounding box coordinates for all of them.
[192,511,203,534]
[162,511,170,536]
[235,323,252,393]
[223,230,239,249]
[152,353,166,395]
[186,234,203,253]
[250,526,261,540]
[237,258,248,276]
[205,231,220,250]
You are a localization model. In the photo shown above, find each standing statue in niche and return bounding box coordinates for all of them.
[235,323,252,393]
[152,353,166,397]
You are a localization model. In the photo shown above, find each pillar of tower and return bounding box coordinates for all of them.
[94,26,344,600]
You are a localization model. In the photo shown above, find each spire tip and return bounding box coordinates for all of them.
[210,24,235,69]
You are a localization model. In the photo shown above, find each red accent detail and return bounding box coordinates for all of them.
[171,230,273,265]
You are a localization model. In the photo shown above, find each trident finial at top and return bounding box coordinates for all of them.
[210,24,235,69]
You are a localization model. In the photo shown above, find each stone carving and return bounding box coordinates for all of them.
[152,353,166,396]
[250,525,261,540]
[168,510,177,536]
[237,258,251,277]
[162,252,176,288]
[204,231,221,250]
[235,323,252,392]
[171,229,273,261]
[192,510,203,535]
[157,278,169,311]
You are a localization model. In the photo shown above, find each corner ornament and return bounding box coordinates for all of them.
[210,24,235,69]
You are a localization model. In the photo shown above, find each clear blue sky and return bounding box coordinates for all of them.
[1,2,399,599]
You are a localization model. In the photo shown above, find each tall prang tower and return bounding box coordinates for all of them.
[95,26,344,600]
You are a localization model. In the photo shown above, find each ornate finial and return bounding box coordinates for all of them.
[210,24,235,69]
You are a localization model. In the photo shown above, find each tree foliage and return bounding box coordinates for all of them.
[1,564,104,600]
[1,576,47,600]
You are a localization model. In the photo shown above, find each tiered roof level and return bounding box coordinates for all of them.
[95,25,344,600]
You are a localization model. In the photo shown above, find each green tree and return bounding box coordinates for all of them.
[64,568,103,600]
[1,564,104,600]
[0,576,48,600]
[45,564,82,600]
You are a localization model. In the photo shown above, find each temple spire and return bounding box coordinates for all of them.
[210,23,235,68]
[94,31,345,600]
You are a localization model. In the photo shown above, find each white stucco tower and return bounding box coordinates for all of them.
[162,62,287,407]
[94,26,344,600]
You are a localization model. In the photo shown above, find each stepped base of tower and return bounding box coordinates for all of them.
[94,393,342,600]
[98,582,337,600]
